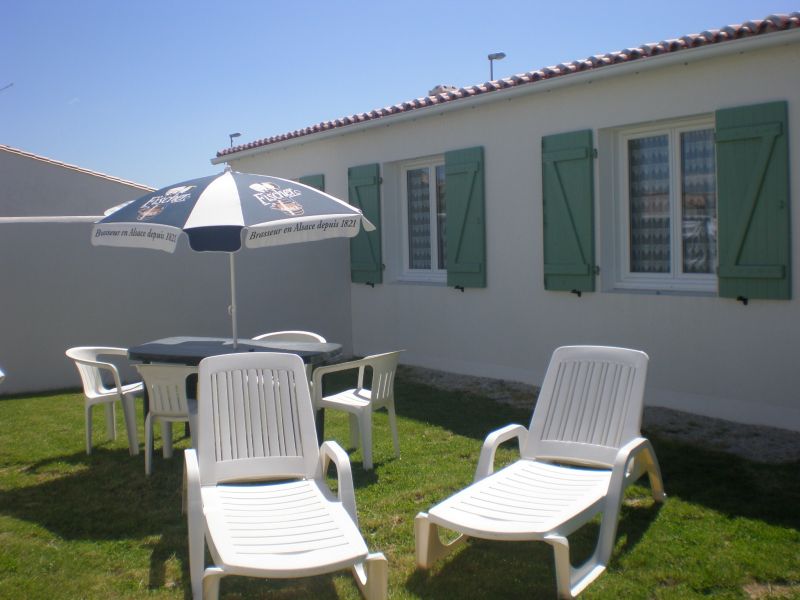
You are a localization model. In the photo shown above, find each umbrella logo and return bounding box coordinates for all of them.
[137,185,196,220]
[249,182,304,216]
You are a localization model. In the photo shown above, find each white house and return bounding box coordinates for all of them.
[213,13,800,431]
[0,145,354,394]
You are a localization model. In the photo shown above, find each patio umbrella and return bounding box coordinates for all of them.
[92,169,374,347]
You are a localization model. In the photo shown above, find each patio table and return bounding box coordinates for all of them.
[128,336,341,442]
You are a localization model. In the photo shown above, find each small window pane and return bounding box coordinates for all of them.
[435,165,446,270]
[681,129,717,274]
[629,135,670,273]
[407,168,431,269]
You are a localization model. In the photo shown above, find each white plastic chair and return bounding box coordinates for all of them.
[184,352,387,600]
[252,331,327,381]
[415,346,665,599]
[251,330,327,343]
[312,351,403,470]
[65,346,143,456]
[135,364,198,476]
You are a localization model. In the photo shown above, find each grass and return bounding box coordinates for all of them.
[1,375,799,599]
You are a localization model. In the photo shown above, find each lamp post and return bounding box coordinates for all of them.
[488,52,506,80]
[229,132,241,148]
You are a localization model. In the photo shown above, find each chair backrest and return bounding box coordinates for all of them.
[135,363,196,418]
[65,346,126,399]
[360,351,402,407]
[197,352,319,486]
[523,346,649,469]
[252,330,327,343]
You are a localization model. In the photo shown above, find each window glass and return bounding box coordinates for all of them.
[680,129,717,274]
[628,134,670,273]
[407,167,431,270]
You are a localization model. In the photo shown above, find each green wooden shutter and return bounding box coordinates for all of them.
[299,173,324,191]
[716,101,790,300]
[348,163,382,284]
[541,130,595,292]
[445,146,486,288]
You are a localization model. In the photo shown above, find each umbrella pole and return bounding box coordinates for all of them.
[229,253,238,349]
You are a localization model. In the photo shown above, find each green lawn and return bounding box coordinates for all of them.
[1,375,799,599]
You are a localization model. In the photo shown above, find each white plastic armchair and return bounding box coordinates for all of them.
[251,330,327,343]
[65,346,143,456]
[135,363,198,476]
[312,351,403,470]
[415,346,665,599]
[184,352,387,600]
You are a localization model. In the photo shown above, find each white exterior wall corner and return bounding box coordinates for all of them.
[0,151,353,395]
[225,36,800,431]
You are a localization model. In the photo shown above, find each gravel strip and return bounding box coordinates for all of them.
[399,365,800,464]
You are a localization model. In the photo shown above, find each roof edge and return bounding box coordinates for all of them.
[0,144,154,191]
[213,12,799,163]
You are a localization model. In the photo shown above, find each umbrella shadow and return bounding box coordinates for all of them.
[405,501,663,599]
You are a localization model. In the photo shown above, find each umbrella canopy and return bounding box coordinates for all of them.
[93,170,373,253]
[92,170,374,346]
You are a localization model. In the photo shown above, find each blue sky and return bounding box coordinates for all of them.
[2,0,796,190]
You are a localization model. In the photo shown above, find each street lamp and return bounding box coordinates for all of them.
[229,132,241,148]
[487,52,506,80]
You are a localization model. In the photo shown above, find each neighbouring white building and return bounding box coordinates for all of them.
[0,145,354,394]
[213,13,800,430]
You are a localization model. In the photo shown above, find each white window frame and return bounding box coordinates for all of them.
[614,116,718,293]
[398,155,447,283]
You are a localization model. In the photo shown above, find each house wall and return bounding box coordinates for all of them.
[228,38,800,430]
[0,150,353,395]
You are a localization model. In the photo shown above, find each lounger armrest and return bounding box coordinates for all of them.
[319,440,359,524]
[474,423,528,482]
[184,449,202,513]
[607,437,664,510]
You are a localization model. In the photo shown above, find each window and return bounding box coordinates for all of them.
[401,157,446,281]
[616,118,717,292]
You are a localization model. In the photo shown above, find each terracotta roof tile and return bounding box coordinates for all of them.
[217,12,799,158]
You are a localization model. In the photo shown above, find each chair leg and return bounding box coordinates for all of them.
[359,411,373,470]
[414,512,466,568]
[348,414,360,449]
[144,413,154,476]
[104,402,117,441]
[188,513,206,599]
[202,566,224,600]
[120,394,139,456]
[353,552,388,600]
[387,403,400,458]
[162,421,173,459]
[85,403,93,455]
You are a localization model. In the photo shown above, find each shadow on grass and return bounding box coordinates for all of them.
[0,444,353,598]
[646,432,800,529]
[395,376,800,530]
[405,501,662,599]
[396,379,531,441]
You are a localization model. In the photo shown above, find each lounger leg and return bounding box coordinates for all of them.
[414,512,466,568]
[353,552,388,600]
[202,567,224,600]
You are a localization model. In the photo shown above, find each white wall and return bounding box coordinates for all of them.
[0,150,353,394]
[227,37,800,431]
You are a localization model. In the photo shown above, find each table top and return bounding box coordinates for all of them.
[128,336,342,366]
